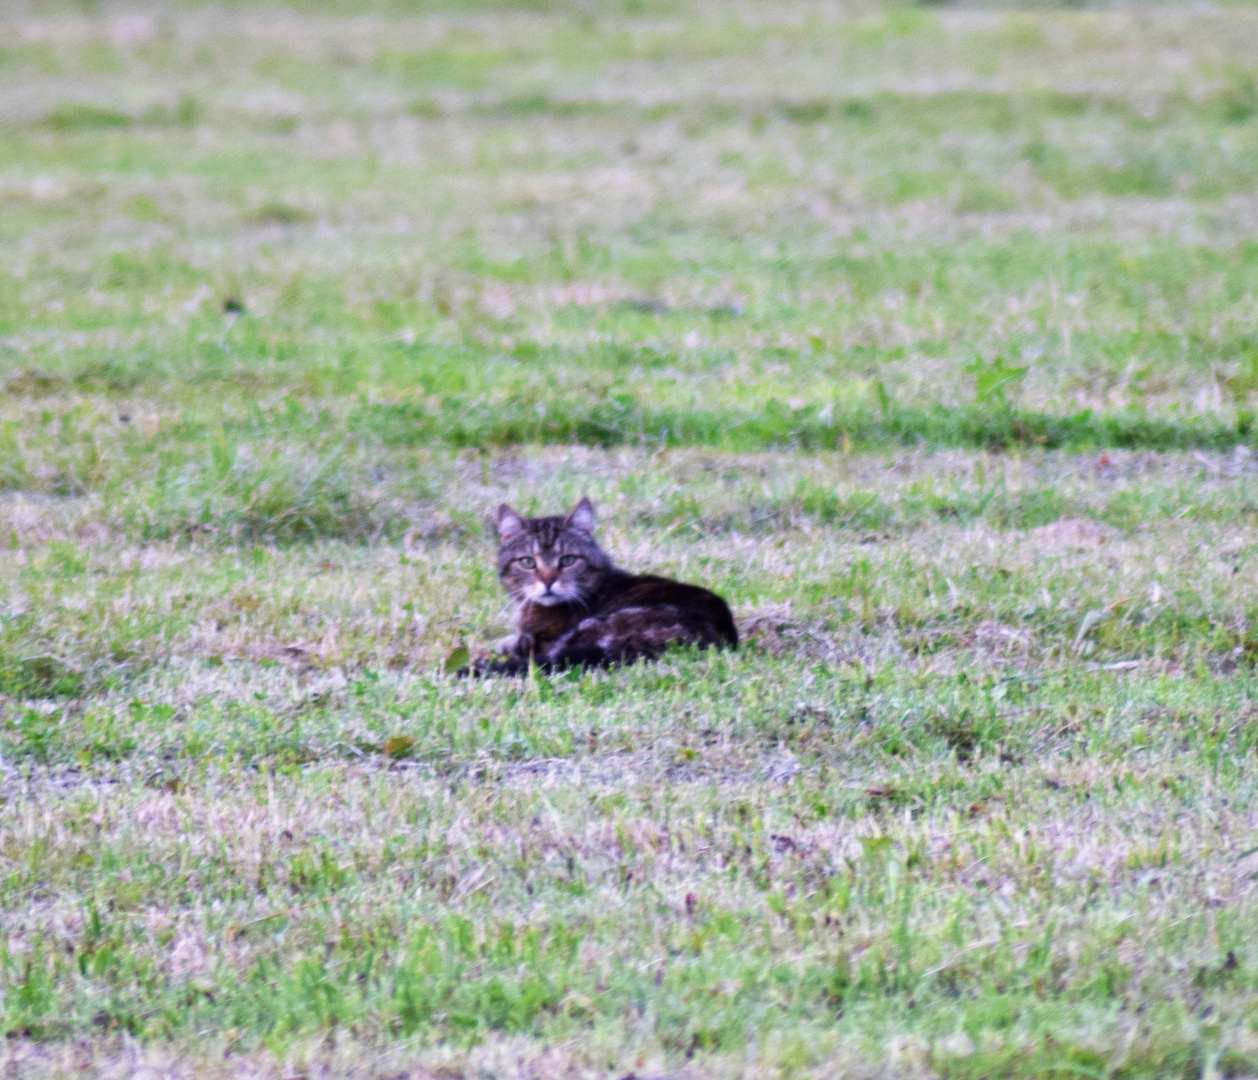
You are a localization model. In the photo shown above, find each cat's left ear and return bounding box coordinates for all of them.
[496,504,526,541]
[565,497,596,535]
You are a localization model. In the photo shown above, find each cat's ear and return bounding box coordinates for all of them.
[565,497,596,535]
[496,504,525,541]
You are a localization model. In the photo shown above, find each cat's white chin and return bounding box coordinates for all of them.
[530,592,567,606]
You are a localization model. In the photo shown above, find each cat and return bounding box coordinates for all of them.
[470,497,737,675]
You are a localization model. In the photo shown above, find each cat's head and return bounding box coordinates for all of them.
[495,497,611,606]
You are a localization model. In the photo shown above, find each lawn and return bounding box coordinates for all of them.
[2,1,1258,1076]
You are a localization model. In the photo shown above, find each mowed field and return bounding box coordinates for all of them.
[3,1,1258,1076]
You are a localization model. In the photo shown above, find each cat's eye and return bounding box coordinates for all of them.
[559,554,578,567]
[518,557,536,568]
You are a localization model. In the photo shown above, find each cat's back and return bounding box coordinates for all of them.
[595,571,738,647]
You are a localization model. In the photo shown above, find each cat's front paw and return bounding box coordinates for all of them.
[469,657,531,677]
[496,632,535,658]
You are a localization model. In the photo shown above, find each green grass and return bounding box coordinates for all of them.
[3,2,1258,1077]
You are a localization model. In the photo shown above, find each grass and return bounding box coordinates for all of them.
[2,1,1258,1076]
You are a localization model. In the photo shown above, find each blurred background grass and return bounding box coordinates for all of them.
[3,0,1258,546]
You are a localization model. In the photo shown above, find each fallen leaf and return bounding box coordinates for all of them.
[382,735,414,759]
[864,785,899,800]
[443,646,469,675]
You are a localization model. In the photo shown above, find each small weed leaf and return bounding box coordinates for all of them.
[861,836,894,859]
[443,646,470,675]
[873,379,893,417]
[527,657,555,702]
[1224,345,1258,401]
[382,735,415,759]
[1074,609,1107,653]
[824,952,853,1008]
[966,356,1027,406]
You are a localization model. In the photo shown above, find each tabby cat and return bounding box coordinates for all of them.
[472,497,737,675]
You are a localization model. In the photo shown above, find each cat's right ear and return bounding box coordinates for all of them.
[496,504,525,541]
[565,496,596,535]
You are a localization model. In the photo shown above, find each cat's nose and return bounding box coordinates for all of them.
[537,568,558,586]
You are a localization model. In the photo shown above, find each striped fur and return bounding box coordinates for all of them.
[474,498,737,675]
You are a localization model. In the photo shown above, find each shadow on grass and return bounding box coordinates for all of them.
[351,394,1255,454]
